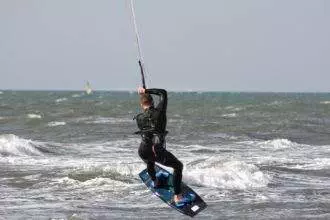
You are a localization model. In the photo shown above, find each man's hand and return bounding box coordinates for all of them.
[138,87,146,95]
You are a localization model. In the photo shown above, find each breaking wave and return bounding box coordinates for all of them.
[66,163,143,184]
[184,157,270,190]
[0,134,44,156]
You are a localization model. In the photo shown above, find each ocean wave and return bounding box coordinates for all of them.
[0,134,44,157]
[86,139,139,154]
[184,158,270,189]
[47,121,66,127]
[49,176,130,193]
[67,164,139,183]
[37,162,148,192]
[27,113,43,119]
[320,101,330,104]
[207,133,239,140]
[75,116,132,124]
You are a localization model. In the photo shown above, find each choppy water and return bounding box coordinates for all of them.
[1,91,330,219]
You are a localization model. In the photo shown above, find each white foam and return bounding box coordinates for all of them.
[89,138,139,153]
[267,101,283,106]
[257,139,298,150]
[184,158,270,189]
[27,114,42,119]
[0,91,3,94]
[207,133,239,140]
[47,121,66,127]
[66,162,144,183]
[45,176,132,196]
[222,113,237,118]
[75,116,132,124]
[56,98,68,103]
[35,162,147,193]
[0,134,43,156]
[168,118,185,123]
[72,93,82,98]
[320,101,330,104]
[292,158,330,170]
[224,106,243,111]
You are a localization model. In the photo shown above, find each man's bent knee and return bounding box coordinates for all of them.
[174,160,183,172]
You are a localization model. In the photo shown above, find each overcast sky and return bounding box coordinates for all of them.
[0,0,329,92]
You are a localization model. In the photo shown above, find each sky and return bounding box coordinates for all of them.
[0,0,329,92]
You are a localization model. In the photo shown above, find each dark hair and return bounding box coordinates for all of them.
[140,93,153,106]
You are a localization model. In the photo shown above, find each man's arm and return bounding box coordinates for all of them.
[146,88,167,112]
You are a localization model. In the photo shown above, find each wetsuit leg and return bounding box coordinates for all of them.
[146,161,156,181]
[154,144,183,195]
[138,142,156,181]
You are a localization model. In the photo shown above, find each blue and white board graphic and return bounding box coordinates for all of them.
[139,164,207,217]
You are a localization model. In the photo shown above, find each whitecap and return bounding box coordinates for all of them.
[206,133,239,141]
[168,118,185,123]
[76,116,132,124]
[27,113,42,119]
[67,163,141,183]
[47,121,66,127]
[222,113,237,118]
[56,98,68,103]
[320,101,330,104]
[292,158,330,170]
[267,101,283,106]
[224,106,242,111]
[72,93,82,98]
[257,139,299,150]
[52,176,128,192]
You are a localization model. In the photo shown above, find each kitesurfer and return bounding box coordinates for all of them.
[135,87,186,204]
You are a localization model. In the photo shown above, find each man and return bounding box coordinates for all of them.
[135,87,185,204]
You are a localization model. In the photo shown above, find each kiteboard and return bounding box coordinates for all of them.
[139,164,207,217]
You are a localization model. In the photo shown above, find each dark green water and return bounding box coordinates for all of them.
[1,91,330,219]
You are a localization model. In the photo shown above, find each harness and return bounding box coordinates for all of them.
[134,109,168,156]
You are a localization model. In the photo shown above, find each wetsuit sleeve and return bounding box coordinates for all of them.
[146,88,167,112]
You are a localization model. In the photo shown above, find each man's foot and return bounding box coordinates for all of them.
[173,194,189,206]
[151,179,161,188]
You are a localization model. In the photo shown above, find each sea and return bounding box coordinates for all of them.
[0,90,330,220]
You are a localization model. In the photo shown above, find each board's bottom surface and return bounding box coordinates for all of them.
[139,164,207,217]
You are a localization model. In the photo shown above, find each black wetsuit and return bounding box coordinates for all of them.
[135,88,183,195]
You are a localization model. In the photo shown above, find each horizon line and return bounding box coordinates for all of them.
[0,88,329,94]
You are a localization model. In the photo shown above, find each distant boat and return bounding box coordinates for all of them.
[85,81,93,95]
